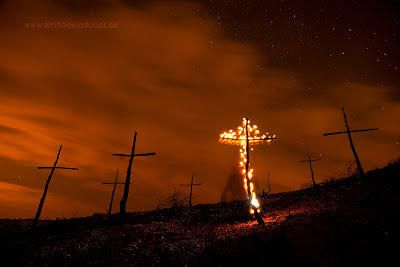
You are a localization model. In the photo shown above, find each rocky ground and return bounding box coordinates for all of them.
[1,160,399,266]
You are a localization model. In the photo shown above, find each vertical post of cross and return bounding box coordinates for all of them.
[109,169,119,216]
[308,149,316,187]
[120,132,136,218]
[245,118,251,198]
[342,107,364,177]
[245,117,264,225]
[189,172,194,208]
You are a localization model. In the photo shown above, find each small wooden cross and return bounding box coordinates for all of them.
[299,148,321,188]
[180,172,202,208]
[101,169,130,216]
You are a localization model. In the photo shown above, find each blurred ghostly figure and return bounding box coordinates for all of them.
[220,168,247,202]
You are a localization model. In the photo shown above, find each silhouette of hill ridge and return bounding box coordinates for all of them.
[1,159,399,266]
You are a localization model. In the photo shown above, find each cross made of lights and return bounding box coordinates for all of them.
[219,117,277,225]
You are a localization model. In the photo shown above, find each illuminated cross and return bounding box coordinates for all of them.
[219,117,277,225]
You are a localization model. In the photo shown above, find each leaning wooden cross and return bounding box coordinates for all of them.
[33,145,79,227]
[180,172,202,208]
[323,107,378,177]
[299,148,321,188]
[102,168,129,216]
[219,117,277,225]
[113,132,156,218]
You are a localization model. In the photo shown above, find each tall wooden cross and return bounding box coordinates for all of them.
[220,117,277,225]
[299,148,321,188]
[33,145,79,227]
[102,169,128,216]
[113,132,156,218]
[180,172,202,208]
[323,107,378,177]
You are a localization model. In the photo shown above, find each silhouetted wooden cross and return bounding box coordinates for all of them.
[102,169,129,216]
[180,172,202,208]
[113,132,156,218]
[300,148,321,188]
[33,145,79,227]
[323,107,378,177]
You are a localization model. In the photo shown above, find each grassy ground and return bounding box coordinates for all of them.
[1,160,399,266]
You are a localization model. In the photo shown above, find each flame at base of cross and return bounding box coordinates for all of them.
[219,117,276,225]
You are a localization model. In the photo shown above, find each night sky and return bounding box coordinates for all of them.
[0,0,399,218]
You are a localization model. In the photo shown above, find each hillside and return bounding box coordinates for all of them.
[1,160,399,266]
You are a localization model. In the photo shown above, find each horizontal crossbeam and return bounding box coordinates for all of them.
[38,167,79,170]
[112,152,156,157]
[300,159,321,163]
[180,183,202,186]
[220,137,277,141]
[102,182,130,185]
[323,128,378,136]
